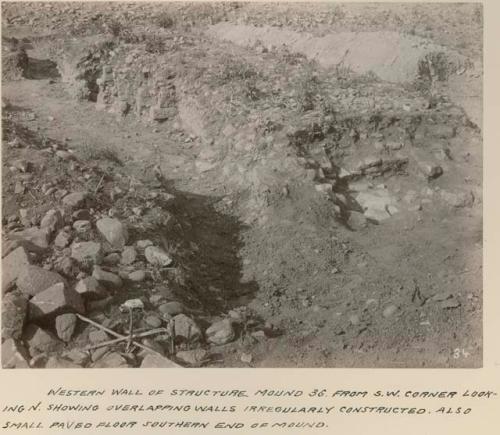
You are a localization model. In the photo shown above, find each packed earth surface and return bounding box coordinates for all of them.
[1,2,482,368]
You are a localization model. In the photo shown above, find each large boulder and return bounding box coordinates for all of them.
[16,265,67,297]
[9,227,52,250]
[2,246,31,294]
[28,283,85,321]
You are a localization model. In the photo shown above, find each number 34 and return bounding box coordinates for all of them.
[453,348,471,359]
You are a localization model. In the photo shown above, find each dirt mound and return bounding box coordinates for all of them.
[208,24,470,84]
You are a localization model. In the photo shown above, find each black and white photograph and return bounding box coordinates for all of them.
[1,1,483,369]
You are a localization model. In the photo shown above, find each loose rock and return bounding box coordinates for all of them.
[71,241,103,266]
[96,217,128,249]
[16,265,67,297]
[62,191,88,210]
[1,290,28,340]
[176,349,208,366]
[206,319,236,345]
[55,313,77,342]
[92,266,123,289]
[40,209,63,235]
[120,246,137,265]
[347,211,368,230]
[2,246,31,294]
[2,339,30,369]
[54,230,72,248]
[103,252,121,266]
[10,226,51,250]
[128,270,146,282]
[93,352,129,368]
[73,220,92,235]
[172,314,202,342]
[28,282,85,321]
[75,277,108,300]
[158,301,185,317]
[145,245,173,267]
[140,353,179,368]
[45,356,81,368]
[23,324,61,355]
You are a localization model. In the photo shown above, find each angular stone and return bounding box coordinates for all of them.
[73,220,92,234]
[62,191,88,210]
[28,283,85,321]
[356,188,398,222]
[71,241,103,266]
[144,315,162,328]
[92,352,129,368]
[2,246,31,294]
[2,239,44,257]
[347,211,368,230]
[172,314,202,342]
[120,246,137,265]
[315,183,333,194]
[91,347,110,363]
[23,324,61,355]
[128,270,146,282]
[158,301,185,316]
[40,209,64,235]
[55,256,77,277]
[2,339,30,369]
[206,319,236,345]
[63,348,90,366]
[145,246,173,267]
[176,349,208,366]
[136,239,153,249]
[92,266,123,289]
[2,290,28,340]
[9,226,52,249]
[96,217,128,249]
[140,353,180,368]
[103,252,121,266]
[45,356,81,368]
[54,230,72,248]
[55,313,77,342]
[75,277,108,300]
[88,330,109,344]
[16,265,67,297]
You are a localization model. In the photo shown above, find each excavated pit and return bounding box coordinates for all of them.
[2,2,482,368]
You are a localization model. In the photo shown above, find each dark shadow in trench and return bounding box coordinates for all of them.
[24,57,60,80]
[150,176,260,316]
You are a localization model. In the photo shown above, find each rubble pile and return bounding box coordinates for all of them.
[1,113,266,369]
